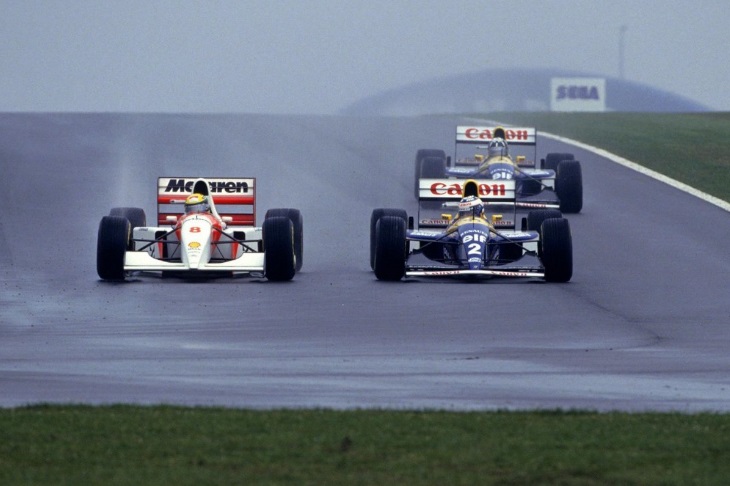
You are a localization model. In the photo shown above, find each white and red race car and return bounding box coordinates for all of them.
[96,177,303,281]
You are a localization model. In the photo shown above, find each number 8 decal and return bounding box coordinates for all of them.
[189,226,201,233]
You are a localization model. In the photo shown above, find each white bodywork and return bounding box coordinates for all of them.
[125,177,265,275]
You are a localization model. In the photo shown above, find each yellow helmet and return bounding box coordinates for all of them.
[184,193,210,214]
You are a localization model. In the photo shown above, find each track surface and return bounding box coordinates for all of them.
[1,113,729,411]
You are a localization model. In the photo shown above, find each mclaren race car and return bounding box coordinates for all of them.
[96,177,303,281]
[371,179,572,282]
[413,125,582,213]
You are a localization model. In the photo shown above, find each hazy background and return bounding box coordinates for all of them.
[1,0,727,114]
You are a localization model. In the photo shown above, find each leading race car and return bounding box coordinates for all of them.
[96,177,303,281]
[414,125,582,213]
[371,179,572,282]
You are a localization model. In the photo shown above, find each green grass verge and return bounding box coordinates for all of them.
[2,405,729,485]
[481,112,730,203]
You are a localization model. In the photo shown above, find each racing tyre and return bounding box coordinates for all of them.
[527,209,563,258]
[543,153,574,171]
[527,209,563,236]
[263,216,295,281]
[556,160,583,213]
[265,208,303,272]
[415,149,446,198]
[110,207,146,229]
[541,218,573,283]
[97,215,130,280]
[110,207,146,249]
[370,208,407,270]
[420,156,446,179]
[374,215,406,281]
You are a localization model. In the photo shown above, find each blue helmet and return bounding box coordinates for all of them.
[487,137,508,158]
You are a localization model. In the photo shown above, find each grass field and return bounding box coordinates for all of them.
[3,113,729,484]
[2,406,730,485]
[487,112,730,203]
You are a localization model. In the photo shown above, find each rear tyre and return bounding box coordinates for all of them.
[110,207,146,229]
[374,216,406,281]
[556,160,583,213]
[541,218,573,282]
[543,152,574,171]
[109,207,146,250]
[97,216,130,280]
[527,209,563,236]
[263,216,295,281]
[415,149,446,197]
[265,208,303,271]
[420,156,446,179]
[370,208,407,270]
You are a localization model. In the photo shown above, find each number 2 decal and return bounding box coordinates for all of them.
[467,243,481,255]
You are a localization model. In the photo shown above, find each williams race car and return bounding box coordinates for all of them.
[96,177,303,281]
[371,179,572,282]
[414,126,582,213]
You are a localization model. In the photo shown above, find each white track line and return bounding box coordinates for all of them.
[540,131,730,213]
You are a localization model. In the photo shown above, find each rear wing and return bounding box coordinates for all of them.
[455,126,538,168]
[418,179,516,201]
[156,177,256,226]
[417,179,518,228]
[455,126,536,145]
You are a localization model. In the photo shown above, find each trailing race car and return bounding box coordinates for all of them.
[371,179,572,282]
[414,125,582,213]
[96,177,303,281]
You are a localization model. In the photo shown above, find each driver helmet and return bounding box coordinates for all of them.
[184,193,210,214]
[487,137,508,158]
[458,195,484,219]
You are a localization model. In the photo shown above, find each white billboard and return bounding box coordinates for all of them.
[550,77,606,112]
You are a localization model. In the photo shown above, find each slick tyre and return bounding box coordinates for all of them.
[541,218,573,283]
[374,216,406,281]
[527,209,563,236]
[263,216,296,281]
[543,152,574,171]
[110,207,146,249]
[415,149,446,198]
[97,215,130,280]
[265,208,303,272]
[420,156,446,179]
[370,208,407,270]
[528,209,563,258]
[556,160,583,213]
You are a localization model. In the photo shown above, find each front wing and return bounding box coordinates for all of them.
[123,251,265,273]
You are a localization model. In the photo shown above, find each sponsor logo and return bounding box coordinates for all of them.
[556,85,601,100]
[463,127,530,141]
[419,219,450,226]
[165,179,249,193]
[188,242,201,249]
[430,182,507,197]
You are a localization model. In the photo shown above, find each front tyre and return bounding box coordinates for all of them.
[265,208,303,272]
[374,216,406,281]
[541,218,573,283]
[263,216,296,281]
[97,216,130,280]
[556,160,583,213]
[370,208,407,270]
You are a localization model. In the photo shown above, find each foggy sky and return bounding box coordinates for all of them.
[1,0,728,114]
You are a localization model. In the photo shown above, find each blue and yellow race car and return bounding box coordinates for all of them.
[414,126,582,213]
[371,179,573,282]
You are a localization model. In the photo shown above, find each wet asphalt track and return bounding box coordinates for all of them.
[1,113,729,411]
